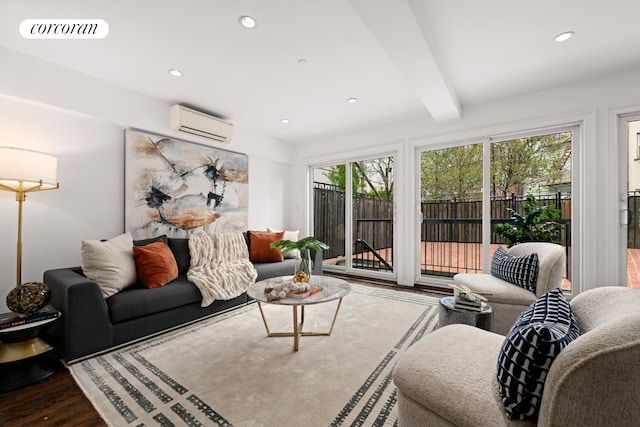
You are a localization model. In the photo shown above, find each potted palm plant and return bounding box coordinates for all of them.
[493,194,562,247]
[270,236,329,279]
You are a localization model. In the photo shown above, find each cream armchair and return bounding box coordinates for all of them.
[392,286,640,427]
[453,242,565,335]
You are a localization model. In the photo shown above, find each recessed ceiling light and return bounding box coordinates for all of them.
[239,16,256,29]
[168,69,183,77]
[297,59,308,65]
[347,97,358,104]
[281,119,289,124]
[554,31,574,42]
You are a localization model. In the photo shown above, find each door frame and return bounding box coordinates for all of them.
[617,112,640,287]
[308,150,399,282]
[414,123,581,293]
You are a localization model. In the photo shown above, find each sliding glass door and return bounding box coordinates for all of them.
[419,143,483,277]
[312,155,395,278]
[620,114,640,288]
[418,127,575,291]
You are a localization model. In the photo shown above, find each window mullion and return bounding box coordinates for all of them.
[482,139,492,273]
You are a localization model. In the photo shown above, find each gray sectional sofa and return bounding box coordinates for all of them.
[43,235,322,363]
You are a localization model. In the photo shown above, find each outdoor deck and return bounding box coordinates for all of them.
[325,243,640,289]
[627,248,640,288]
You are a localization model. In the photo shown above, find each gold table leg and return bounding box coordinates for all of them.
[255,298,345,351]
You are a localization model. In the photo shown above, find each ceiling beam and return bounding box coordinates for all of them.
[348,0,461,121]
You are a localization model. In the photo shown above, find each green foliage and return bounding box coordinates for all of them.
[493,195,562,247]
[420,132,572,201]
[490,134,570,196]
[323,157,394,200]
[270,236,329,252]
[324,164,363,194]
[421,145,483,200]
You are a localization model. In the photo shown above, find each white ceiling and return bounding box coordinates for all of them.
[2,0,640,144]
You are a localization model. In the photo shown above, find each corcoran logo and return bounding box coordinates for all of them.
[20,19,109,39]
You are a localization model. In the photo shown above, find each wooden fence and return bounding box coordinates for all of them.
[313,183,393,261]
[313,184,573,271]
[420,193,571,246]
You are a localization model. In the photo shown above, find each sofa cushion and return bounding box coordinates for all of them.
[132,240,179,289]
[133,235,168,247]
[267,227,300,259]
[81,232,137,298]
[248,231,284,263]
[393,324,511,427]
[106,276,203,324]
[253,259,298,281]
[496,289,580,420]
[491,247,539,292]
[168,238,191,275]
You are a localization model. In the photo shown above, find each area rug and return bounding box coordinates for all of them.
[68,283,440,426]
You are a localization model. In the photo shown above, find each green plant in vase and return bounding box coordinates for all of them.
[493,194,562,247]
[270,236,329,279]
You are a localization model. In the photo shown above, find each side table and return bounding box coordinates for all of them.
[438,296,493,332]
[0,313,61,393]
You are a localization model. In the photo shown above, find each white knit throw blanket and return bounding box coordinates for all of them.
[187,231,258,307]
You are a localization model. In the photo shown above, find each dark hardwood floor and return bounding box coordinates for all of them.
[0,359,106,427]
[0,278,447,426]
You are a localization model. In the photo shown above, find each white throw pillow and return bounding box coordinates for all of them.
[266,227,300,259]
[81,232,138,298]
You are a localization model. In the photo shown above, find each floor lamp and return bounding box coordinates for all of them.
[0,147,59,315]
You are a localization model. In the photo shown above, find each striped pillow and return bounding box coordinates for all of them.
[491,247,539,292]
[496,289,580,420]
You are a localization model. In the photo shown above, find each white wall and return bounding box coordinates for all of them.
[3,46,639,311]
[292,67,640,293]
[0,47,294,312]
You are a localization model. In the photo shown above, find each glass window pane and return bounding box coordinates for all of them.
[627,121,640,288]
[352,157,394,273]
[313,165,346,268]
[420,143,483,277]
[490,132,572,291]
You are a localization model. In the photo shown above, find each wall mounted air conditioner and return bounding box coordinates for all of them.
[170,104,234,143]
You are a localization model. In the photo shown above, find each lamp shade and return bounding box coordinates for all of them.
[0,147,58,190]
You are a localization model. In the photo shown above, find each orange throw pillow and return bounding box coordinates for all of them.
[132,240,179,288]
[249,231,285,263]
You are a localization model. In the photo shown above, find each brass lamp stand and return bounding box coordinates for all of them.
[0,179,59,288]
[0,147,61,391]
[0,147,59,286]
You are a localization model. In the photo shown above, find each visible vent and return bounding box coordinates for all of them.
[170,105,234,143]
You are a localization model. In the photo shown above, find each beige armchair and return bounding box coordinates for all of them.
[453,242,565,335]
[392,286,640,427]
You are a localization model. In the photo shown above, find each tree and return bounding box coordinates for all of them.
[324,157,394,200]
[355,157,394,200]
[419,132,572,201]
[420,144,482,201]
[323,164,364,193]
[490,133,571,196]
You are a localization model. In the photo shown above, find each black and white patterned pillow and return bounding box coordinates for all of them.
[496,289,580,420]
[490,247,539,292]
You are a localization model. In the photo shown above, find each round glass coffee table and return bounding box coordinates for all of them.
[246,275,351,351]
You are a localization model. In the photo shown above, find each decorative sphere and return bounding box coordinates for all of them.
[6,282,51,315]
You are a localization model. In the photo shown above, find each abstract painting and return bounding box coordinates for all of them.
[124,129,249,239]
